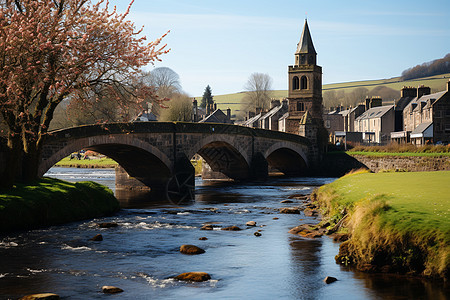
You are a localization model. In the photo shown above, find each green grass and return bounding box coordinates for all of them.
[314,170,450,279]
[206,73,450,113]
[0,178,119,232]
[55,156,118,167]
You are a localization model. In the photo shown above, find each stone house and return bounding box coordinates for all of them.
[259,99,289,131]
[354,105,395,144]
[402,81,450,145]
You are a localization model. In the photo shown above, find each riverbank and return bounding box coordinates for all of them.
[311,170,449,280]
[0,178,119,232]
[55,156,118,168]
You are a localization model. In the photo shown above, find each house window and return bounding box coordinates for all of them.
[300,76,308,90]
[325,120,331,128]
[293,76,299,90]
[297,102,305,112]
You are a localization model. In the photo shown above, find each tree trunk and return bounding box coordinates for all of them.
[21,147,40,182]
[0,135,22,189]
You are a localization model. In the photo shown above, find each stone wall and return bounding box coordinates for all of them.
[349,154,450,173]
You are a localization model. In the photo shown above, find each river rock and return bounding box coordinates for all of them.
[273,217,279,220]
[199,237,208,240]
[221,225,242,231]
[89,234,103,241]
[20,294,60,300]
[180,244,205,255]
[98,222,118,228]
[246,221,257,226]
[174,272,211,282]
[280,200,293,203]
[279,207,300,214]
[303,208,318,217]
[200,224,214,230]
[254,232,262,237]
[102,286,124,294]
[323,276,337,284]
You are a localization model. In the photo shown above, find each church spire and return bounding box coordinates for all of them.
[295,19,317,66]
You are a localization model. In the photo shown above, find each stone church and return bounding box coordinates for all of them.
[286,19,324,135]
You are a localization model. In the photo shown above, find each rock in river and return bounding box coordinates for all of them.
[180,244,205,255]
[102,286,124,294]
[200,224,214,230]
[246,221,257,226]
[323,276,337,284]
[89,234,103,241]
[20,294,60,300]
[174,272,211,282]
[98,222,118,228]
[279,207,301,214]
[221,225,242,231]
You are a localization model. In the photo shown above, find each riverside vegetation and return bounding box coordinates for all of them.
[0,178,119,232]
[312,169,450,280]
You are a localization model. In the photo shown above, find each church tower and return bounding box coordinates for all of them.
[286,19,323,134]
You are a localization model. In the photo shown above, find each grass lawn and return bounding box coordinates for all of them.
[0,178,119,232]
[315,170,450,279]
[55,156,118,167]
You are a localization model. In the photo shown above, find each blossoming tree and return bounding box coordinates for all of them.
[0,0,168,186]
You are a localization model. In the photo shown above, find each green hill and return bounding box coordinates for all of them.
[205,73,450,114]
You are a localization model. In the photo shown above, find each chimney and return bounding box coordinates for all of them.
[365,97,371,110]
[401,86,417,98]
[256,107,262,115]
[192,98,198,122]
[249,111,255,118]
[282,99,288,108]
[214,103,217,111]
[370,97,382,108]
[271,99,281,109]
[447,79,450,92]
[206,103,211,115]
[417,85,431,98]
[226,108,231,120]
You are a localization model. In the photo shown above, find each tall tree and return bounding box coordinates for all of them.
[242,73,273,111]
[201,85,213,108]
[146,67,181,98]
[159,93,192,122]
[0,0,168,187]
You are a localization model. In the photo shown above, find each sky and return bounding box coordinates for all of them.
[112,0,450,97]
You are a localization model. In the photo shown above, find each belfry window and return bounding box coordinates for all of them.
[297,102,305,111]
[300,76,308,90]
[293,76,299,90]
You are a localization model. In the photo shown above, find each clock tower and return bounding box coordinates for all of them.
[286,19,323,134]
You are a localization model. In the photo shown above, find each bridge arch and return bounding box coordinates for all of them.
[188,134,251,180]
[39,135,173,184]
[264,142,309,176]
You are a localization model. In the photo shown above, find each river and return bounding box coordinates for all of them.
[0,167,448,299]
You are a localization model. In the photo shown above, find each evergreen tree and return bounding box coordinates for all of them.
[201,85,213,108]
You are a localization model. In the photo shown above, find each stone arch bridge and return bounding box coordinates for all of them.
[40,122,315,200]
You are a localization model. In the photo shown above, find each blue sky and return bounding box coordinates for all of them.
[113,0,450,96]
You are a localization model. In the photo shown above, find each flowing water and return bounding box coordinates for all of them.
[0,168,448,299]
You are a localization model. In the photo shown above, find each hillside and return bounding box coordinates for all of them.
[206,73,450,115]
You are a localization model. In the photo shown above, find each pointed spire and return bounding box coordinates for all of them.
[296,19,316,55]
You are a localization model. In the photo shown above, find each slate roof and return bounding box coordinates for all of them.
[411,122,433,135]
[199,109,232,124]
[296,19,316,55]
[355,105,393,121]
[406,91,446,112]
[243,112,262,127]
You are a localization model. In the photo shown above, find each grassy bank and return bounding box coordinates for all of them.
[313,170,450,279]
[55,156,118,168]
[0,178,119,232]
